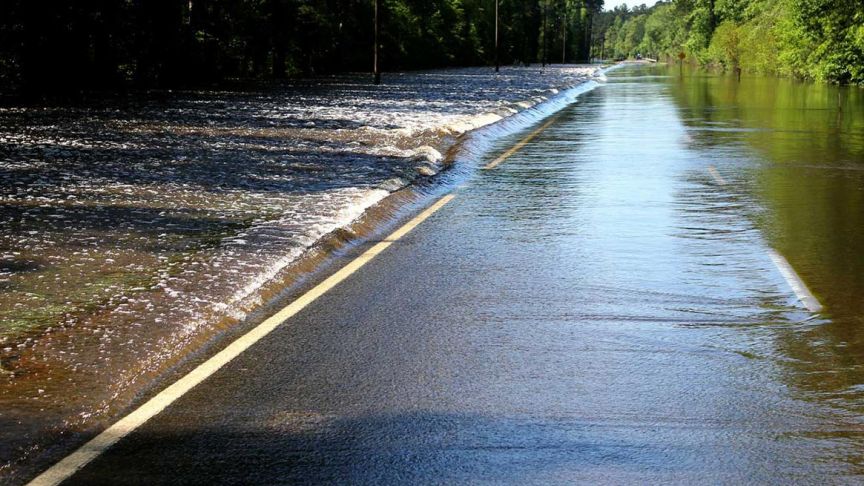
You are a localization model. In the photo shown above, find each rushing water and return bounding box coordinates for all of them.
[2,62,864,481]
[54,63,864,483]
[0,67,595,345]
[0,65,600,478]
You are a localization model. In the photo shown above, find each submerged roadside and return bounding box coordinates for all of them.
[0,64,607,481]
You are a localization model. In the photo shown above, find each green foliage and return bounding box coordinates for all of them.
[715,0,748,22]
[593,0,864,84]
[706,21,740,68]
[686,0,717,56]
[0,0,604,94]
[736,5,781,74]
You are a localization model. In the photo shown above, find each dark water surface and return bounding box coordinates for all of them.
[507,65,864,477]
[447,65,864,479]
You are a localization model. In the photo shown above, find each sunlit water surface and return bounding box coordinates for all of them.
[2,63,864,481]
[0,65,600,478]
[447,64,864,478]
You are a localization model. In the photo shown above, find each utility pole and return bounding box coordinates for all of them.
[542,1,547,67]
[495,0,500,73]
[584,8,591,63]
[561,7,566,64]
[373,0,380,85]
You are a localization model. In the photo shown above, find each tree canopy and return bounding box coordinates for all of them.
[0,0,605,95]
[592,0,864,84]
[5,0,857,94]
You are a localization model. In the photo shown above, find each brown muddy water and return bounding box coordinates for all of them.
[666,64,864,442]
[0,65,600,478]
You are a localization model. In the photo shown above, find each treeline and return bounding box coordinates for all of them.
[593,0,864,84]
[0,0,604,95]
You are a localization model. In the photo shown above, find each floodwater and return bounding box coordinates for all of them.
[0,67,597,343]
[0,66,600,479]
[51,63,864,484]
[664,64,864,413]
[446,64,864,479]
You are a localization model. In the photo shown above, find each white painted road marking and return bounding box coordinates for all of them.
[767,249,823,313]
[705,167,822,314]
[484,114,561,170]
[27,194,457,486]
[708,165,728,185]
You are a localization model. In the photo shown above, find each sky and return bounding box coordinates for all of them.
[603,0,662,11]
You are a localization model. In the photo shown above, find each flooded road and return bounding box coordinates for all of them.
[0,67,597,344]
[34,65,864,483]
[0,66,601,479]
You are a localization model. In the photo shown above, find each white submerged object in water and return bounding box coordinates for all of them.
[767,248,823,313]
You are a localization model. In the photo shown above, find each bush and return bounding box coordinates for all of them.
[706,21,741,69]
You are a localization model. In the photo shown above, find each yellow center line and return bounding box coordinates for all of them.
[27,194,457,486]
[483,114,561,170]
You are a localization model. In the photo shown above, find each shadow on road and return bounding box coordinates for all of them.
[70,410,672,484]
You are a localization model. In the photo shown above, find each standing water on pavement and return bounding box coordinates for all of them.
[60,63,864,484]
[443,63,864,479]
[3,62,864,481]
[0,66,601,479]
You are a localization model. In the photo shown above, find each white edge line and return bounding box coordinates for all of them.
[707,166,728,185]
[705,167,820,314]
[27,194,457,486]
[766,248,823,313]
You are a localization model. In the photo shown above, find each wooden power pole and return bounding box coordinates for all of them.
[542,1,547,67]
[562,8,567,64]
[373,0,380,84]
[495,0,500,73]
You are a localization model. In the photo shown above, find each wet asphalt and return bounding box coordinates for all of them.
[54,68,860,484]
